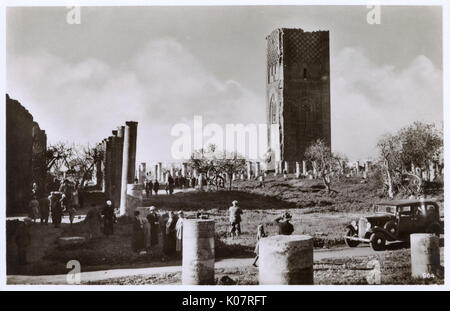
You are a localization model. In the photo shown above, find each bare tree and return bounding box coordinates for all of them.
[188,144,246,191]
[304,139,342,194]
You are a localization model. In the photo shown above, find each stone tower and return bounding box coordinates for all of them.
[266,28,330,172]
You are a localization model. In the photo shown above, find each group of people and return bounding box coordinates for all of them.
[132,207,184,260]
[226,200,294,267]
[85,200,117,239]
[143,174,177,197]
[28,179,83,227]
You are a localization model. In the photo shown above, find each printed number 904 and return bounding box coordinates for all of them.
[422,273,435,279]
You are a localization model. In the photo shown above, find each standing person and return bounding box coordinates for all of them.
[72,188,80,210]
[68,205,76,226]
[132,211,144,253]
[175,211,184,258]
[14,218,32,265]
[252,224,267,267]
[85,204,101,239]
[153,180,160,196]
[50,192,62,228]
[146,206,159,247]
[39,196,50,225]
[142,216,151,251]
[168,175,175,195]
[32,182,38,197]
[166,211,178,257]
[158,212,169,260]
[145,179,153,198]
[102,200,115,236]
[228,200,243,239]
[28,196,40,223]
[274,212,294,235]
[60,194,69,212]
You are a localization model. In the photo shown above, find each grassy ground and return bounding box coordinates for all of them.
[86,248,444,285]
[7,175,444,276]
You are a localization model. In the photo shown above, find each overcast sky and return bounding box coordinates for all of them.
[6,5,443,163]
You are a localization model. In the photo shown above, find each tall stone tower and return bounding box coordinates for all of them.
[266,28,330,172]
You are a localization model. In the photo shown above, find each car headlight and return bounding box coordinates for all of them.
[366,222,372,230]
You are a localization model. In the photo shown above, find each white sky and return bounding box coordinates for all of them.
[6,5,443,163]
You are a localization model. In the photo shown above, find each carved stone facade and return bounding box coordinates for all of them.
[266,28,331,172]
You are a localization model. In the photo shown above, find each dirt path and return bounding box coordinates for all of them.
[7,244,411,285]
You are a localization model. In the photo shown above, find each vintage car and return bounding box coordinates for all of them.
[344,199,443,251]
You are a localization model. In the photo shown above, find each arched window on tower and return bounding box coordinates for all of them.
[270,96,277,124]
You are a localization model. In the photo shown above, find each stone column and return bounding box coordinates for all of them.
[247,161,252,180]
[255,162,260,178]
[158,162,163,182]
[274,161,279,176]
[411,233,440,278]
[105,137,114,200]
[182,219,215,285]
[125,121,138,183]
[95,143,103,189]
[312,161,317,179]
[302,160,307,176]
[119,123,132,216]
[139,162,146,184]
[114,127,124,210]
[259,235,313,285]
[110,132,119,207]
[182,163,187,177]
[283,161,289,174]
[295,162,301,178]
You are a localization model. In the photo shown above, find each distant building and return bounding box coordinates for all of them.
[6,94,47,215]
[266,28,331,172]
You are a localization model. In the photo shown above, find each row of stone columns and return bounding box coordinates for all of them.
[96,121,138,215]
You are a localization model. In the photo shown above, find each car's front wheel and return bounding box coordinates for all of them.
[370,232,386,251]
[345,227,359,248]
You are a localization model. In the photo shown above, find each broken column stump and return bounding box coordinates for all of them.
[259,235,313,285]
[182,219,215,285]
[411,233,440,279]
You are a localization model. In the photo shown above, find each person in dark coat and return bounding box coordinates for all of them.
[132,211,144,253]
[85,204,102,239]
[14,218,32,265]
[145,180,153,198]
[153,180,160,195]
[274,212,294,235]
[51,192,63,228]
[146,206,159,247]
[158,212,169,260]
[102,200,116,236]
[39,196,50,225]
[165,211,178,257]
[168,175,175,195]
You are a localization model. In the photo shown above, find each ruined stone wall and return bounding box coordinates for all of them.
[6,94,47,215]
[266,28,331,172]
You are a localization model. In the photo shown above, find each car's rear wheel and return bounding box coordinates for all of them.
[345,228,359,248]
[370,232,386,251]
[426,223,441,237]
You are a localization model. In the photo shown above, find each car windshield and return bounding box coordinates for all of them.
[375,205,396,214]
